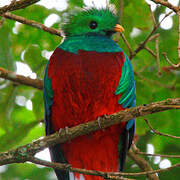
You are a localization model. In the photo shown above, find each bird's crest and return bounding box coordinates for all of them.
[61,7,118,37]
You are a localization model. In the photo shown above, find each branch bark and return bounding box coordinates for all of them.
[0,67,43,89]
[135,152,180,158]
[128,149,159,180]
[150,0,180,13]
[2,12,62,36]
[0,0,40,14]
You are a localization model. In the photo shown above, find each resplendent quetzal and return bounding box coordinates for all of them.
[43,7,136,180]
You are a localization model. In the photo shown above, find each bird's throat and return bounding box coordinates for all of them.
[59,34,122,54]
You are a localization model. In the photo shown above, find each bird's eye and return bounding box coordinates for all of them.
[89,21,98,29]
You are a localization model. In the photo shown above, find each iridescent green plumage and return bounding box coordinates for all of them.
[115,54,136,108]
[59,34,122,54]
[62,8,118,36]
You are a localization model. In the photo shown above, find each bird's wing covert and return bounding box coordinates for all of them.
[115,53,136,171]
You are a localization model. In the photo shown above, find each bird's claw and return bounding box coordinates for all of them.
[58,127,71,143]
[65,126,71,143]
[97,117,102,129]
[104,114,108,118]
[97,115,108,131]
[58,128,62,134]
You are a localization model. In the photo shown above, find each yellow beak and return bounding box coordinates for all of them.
[114,24,124,32]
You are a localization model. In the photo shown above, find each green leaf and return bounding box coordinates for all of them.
[32,90,44,120]
[0,23,14,70]
[0,121,38,152]
[68,0,84,8]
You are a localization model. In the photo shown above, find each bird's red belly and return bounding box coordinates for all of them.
[48,48,126,179]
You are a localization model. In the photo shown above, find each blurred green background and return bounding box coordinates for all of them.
[0,0,179,179]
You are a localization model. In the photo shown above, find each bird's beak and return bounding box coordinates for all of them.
[114,24,124,32]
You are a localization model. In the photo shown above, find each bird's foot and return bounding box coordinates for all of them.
[97,114,108,131]
[58,127,71,143]
[65,126,71,143]
[58,128,63,134]
[104,114,109,118]
[97,117,102,129]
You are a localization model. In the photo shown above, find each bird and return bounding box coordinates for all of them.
[43,7,136,180]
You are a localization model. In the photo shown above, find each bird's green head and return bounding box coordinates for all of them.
[62,7,124,37]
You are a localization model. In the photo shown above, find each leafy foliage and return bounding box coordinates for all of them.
[0,0,179,179]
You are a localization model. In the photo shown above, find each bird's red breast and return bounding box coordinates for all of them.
[48,48,126,179]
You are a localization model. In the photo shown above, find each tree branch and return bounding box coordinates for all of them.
[128,149,159,180]
[135,151,180,158]
[0,67,43,89]
[132,143,180,158]
[2,12,62,36]
[0,0,40,14]
[28,156,133,180]
[0,98,179,166]
[150,0,180,13]
[148,4,156,26]
[3,154,179,179]
[155,36,161,77]
[162,52,180,68]
[27,155,180,179]
[144,46,156,58]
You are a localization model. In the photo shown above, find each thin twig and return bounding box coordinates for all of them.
[120,33,134,57]
[162,65,180,73]
[162,52,180,68]
[178,12,180,59]
[148,4,156,26]
[138,65,149,73]
[144,46,156,57]
[155,36,161,76]
[148,34,159,42]
[136,151,180,158]
[2,12,62,36]
[144,119,180,139]
[132,143,180,158]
